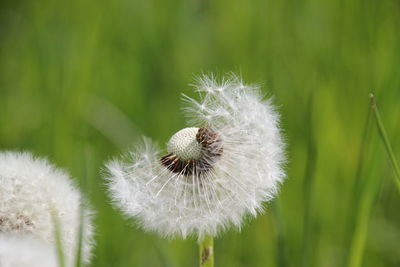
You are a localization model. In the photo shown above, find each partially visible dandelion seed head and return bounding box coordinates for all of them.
[0,151,95,265]
[105,74,286,239]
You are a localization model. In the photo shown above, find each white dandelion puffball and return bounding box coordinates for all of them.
[0,151,94,265]
[106,74,285,239]
[0,234,58,267]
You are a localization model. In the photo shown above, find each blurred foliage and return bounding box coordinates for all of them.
[1,0,399,266]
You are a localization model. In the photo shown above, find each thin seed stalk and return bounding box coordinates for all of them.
[370,94,400,192]
[199,235,214,267]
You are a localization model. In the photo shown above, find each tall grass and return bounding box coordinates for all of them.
[370,94,400,192]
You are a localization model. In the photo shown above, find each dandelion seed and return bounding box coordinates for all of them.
[105,74,286,239]
[0,151,94,265]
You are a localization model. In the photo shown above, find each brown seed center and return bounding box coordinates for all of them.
[160,127,223,176]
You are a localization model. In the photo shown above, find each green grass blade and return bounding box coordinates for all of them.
[52,210,66,267]
[347,173,380,267]
[347,99,378,267]
[369,94,400,192]
[75,146,92,267]
[74,204,85,267]
[344,97,372,265]
[347,94,398,267]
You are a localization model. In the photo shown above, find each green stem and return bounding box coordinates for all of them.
[199,235,214,267]
[370,94,400,193]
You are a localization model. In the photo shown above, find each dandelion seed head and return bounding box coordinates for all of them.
[0,151,94,265]
[106,74,286,239]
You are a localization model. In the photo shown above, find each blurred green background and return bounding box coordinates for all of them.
[1,0,399,266]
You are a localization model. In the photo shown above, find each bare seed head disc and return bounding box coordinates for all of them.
[167,127,202,160]
[161,127,223,176]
